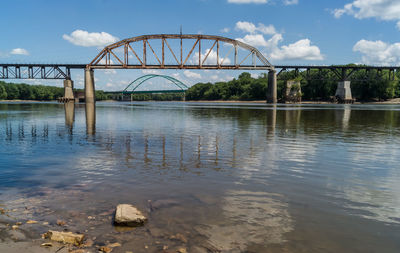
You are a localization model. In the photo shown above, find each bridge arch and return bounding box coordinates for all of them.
[88,34,273,70]
[122,74,188,94]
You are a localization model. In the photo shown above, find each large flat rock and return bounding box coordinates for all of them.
[114,204,147,227]
[43,230,84,246]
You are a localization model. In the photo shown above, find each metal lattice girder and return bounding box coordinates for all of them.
[0,64,84,80]
[89,34,274,70]
[122,74,188,94]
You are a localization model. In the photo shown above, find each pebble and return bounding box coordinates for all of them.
[26,220,38,224]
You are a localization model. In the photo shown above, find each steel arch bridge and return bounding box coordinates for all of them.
[88,34,273,70]
[122,74,189,94]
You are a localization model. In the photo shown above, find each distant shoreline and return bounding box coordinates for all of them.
[1,99,400,104]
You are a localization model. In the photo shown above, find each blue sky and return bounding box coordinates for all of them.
[1,0,399,91]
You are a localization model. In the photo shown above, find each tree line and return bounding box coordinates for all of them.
[0,81,109,101]
[1,65,399,102]
[186,67,400,101]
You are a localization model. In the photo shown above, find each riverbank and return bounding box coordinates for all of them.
[2,98,400,104]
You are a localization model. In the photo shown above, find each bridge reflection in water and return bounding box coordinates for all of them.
[1,103,400,252]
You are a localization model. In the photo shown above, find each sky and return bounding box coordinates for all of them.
[1,0,400,91]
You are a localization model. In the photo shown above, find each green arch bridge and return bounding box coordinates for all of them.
[121,74,189,94]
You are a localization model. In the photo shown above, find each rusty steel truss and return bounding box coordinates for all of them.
[88,34,274,70]
[0,64,85,80]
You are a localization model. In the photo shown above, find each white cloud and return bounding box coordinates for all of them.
[333,0,400,29]
[235,21,276,35]
[397,21,400,30]
[184,70,202,79]
[194,49,232,65]
[283,0,298,5]
[63,30,119,47]
[237,34,269,47]
[10,48,29,55]
[142,69,161,75]
[353,39,400,65]
[228,0,268,3]
[237,30,323,61]
[221,27,230,33]
[270,38,324,61]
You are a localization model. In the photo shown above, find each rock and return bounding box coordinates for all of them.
[57,220,66,226]
[163,245,169,250]
[114,204,147,226]
[107,242,121,248]
[16,222,22,225]
[43,221,49,225]
[69,250,87,253]
[82,239,94,247]
[26,220,38,224]
[99,246,112,253]
[43,230,85,246]
[40,243,53,247]
[8,230,26,241]
[177,247,187,253]
[12,225,19,230]
[0,208,5,214]
[170,233,188,243]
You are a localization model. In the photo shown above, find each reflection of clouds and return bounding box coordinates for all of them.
[340,143,400,224]
[196,190,293,252]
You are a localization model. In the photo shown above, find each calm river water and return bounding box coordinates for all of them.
[0,102,400,252]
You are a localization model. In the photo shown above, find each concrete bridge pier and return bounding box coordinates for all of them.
[267,69,277,104]
[63,79,75,100]
[85,68,95,103]
[335,81,353,103]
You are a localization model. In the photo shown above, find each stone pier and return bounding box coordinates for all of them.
[267,70,277,104]
[285,80,302,103]
[335,81,353,103]
[85,68,95,103]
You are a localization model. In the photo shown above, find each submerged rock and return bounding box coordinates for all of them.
[114,204,147,226]
[43,230,84,246]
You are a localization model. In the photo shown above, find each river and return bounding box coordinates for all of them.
[0,102,400,252]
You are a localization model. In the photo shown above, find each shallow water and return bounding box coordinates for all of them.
[0,101,400,252]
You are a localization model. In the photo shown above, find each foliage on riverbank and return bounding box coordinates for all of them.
[1,65,399,102]
[0,81,109,101]
[186,66,400,101]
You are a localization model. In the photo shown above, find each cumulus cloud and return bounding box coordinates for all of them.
[10,48,29,55]
[221,27,230,33]
[235,21,276,35]
[194,49,231,65]
[237,34,268,47]
[63,30,119,47]
[270,38,324,61]
[283,0,298,5]
[353,39,400,65]
[235,21,323,61]
[184,70,202,79]
[333,0,400,29]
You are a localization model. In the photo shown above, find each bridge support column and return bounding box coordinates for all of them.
[63,79,75,100]
[267,69,277,104]
[85,68,95,103]
[335,81,353,103]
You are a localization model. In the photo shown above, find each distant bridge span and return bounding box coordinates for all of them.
[122,74,188,94]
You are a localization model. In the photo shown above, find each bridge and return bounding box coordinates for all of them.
[1,34,399,103]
